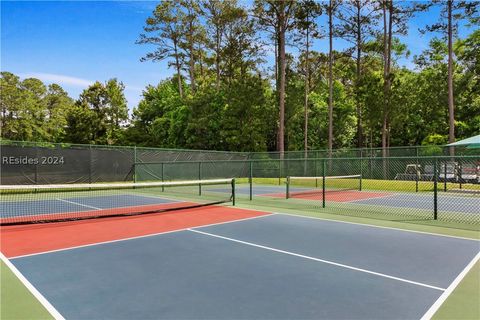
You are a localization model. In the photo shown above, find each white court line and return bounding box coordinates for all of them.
[188,228,446,292]
[0,252,65,320]
[272,212,480,242]
[9,213,276,259]
[346,193,479,204]
[421,251,480,320]
[55,198,101,210]
[343,193,398,203]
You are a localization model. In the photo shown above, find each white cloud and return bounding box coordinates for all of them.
[19,72,94,88]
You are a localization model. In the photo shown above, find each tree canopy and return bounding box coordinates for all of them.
[1,0,479,152]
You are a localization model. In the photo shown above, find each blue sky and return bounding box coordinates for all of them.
[1,1,476,111]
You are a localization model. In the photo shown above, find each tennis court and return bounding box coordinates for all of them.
[1,175,479,319]
[224,184,479,215]
[2,210,479,319]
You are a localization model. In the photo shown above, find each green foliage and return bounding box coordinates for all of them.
[64,80,128,145]
[422,134,448,145]
[1,72,74,142]
[2,2,479,153]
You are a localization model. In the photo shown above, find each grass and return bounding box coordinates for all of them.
[433,261,480,320]
[0,259,54,320]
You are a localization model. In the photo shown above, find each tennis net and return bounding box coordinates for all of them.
[0,178,235,225]
[286,175,362,199]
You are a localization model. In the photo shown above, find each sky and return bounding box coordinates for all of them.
[1,1,477,112]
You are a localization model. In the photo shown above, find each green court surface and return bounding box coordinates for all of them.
[432,261,480,320]
[1,259,53,320]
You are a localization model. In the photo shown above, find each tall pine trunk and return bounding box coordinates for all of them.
[278,2,286,159]
[382,0,392,160]
[304,23,310,159]
[188,21,196,93]
[355,1,363,148]
[447,0,455,155]
[174,40,183,98]
[216,27,221,90]
[328,0,334,157]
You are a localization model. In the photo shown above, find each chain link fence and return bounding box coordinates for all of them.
[2,140,479,229]
[135,156,480,229]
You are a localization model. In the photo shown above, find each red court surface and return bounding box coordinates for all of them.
[263,190,392,202]
[0,206,269,258]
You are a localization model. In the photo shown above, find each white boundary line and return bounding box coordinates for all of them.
[188,229,446,291]
[55,198,101,210]
[9,213,276,259]
[0,252,64,320]
[342,193,398,203]
[420,251,480,320]
[271,212,480,242]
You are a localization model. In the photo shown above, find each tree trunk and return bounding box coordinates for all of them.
[174,41,183,98]
[189,46,196,92]
[304,22,310,159]
[382,0,392,160]
[328,0,334,157]
[356,1,363,148]
[278,1,286,159]
[447,0,455,156]
[188,22,196,92]
[216,27,221,90]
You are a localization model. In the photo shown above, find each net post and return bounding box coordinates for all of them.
[198,162,202,196]
[286,176,290,199]
[433,158,438,220]
[322,160,326,208]
[249,161,253,201]
[231,178,236,206]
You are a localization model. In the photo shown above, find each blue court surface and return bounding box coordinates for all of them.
[10,213,479,319]
[352,193,480,214]
[1,194,180,218]
[215,184,479,215]
[210,184,308,195]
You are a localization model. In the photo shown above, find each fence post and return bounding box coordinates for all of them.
[359,158,363,191]
[89,145,93,184]
[322,159,326,208]
[278,159,282,185]
[161,162,164,192]
[133,146,137,183]
[286,176,290,199]
[249,161,253,201]
[433,158,438,220]
[415,148,419,192]
[444,159,447,192]
[198,161,202,196]
[232,178,236,206]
